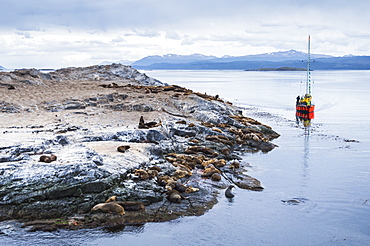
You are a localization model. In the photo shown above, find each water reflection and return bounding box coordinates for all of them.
[101,223,145,233]
[296,110,312,197]
[301,130,310,187]
[295,112,314,127]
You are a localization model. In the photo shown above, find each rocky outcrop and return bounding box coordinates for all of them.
[0,64,164,89]
[0,64,279,231]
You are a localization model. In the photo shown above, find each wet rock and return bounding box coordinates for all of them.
[230,172,264,191]
[0,64,280,230]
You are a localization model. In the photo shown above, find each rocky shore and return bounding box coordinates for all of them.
[0,64,279,232]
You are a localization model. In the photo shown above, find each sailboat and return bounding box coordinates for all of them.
[296,35,315,125]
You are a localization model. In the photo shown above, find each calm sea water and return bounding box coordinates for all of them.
[1,70,369,245]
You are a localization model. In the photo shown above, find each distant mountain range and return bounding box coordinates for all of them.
[3,50,370,71]
[129,50,370,70]
[99,59,133,66]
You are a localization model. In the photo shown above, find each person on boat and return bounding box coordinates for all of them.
[296,95,300,105]
[304,94,312,106]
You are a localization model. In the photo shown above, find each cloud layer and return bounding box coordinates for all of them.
[1,0,369,68]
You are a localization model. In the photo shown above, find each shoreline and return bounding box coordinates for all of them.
[0,64,279,231]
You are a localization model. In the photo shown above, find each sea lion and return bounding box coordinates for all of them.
[39,155,51,163]
[221,148,231,156]
[189,138,201,144]
[185,186,199,193]
[174,182,187,193]
[176,120,187,124]
[147,169,158,179]
[212,127,223,133]
[225,185,235,198]
[172,169,191,180]
[282,199,301,205]
[49,154,57,162]
[113,201,145,211]
[211,173,221,181]
[201,165,221,178]
[91,203,125,215]
[229,161,240,170]
[158,175,173,186]
[138,116,146,128]
[138,116,161,129]
[134,169,149,180]
[165,180,177,191]
[105,195,117,203]
[166,190,182,203]
[149,166,162,172]
[117,145,130,153]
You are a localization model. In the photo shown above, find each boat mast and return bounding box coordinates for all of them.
[306,35,311,95]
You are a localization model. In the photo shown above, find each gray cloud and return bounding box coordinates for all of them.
[0,0,370,68]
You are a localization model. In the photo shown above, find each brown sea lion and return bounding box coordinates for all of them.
[221,148,231,156]
[105,195,117,203]
[211,173,221,181]
[138,116,161,129]
[49,154,57,162]
[147,169,159,179]
[39,155,51,163]
[172,169,191,180]
[91,203,125,215]
[174,182,187,193]
[149,166,162,172]
[166,190,182,203]
[158,175,173,186]
[113,201,145,211]
[212,127,223,133]
[134,169,149,180]
[138,116,146,128]
[185,186,199,193]
[201,165,221,178]
[117,145,130,153]
[165,180,177,191]
[229,161,240,170]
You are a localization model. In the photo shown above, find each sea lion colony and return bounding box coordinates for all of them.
[0,65,280,231]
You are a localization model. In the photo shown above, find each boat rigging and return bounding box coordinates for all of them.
[296,35,315,126]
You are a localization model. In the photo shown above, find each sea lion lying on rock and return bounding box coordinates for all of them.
[104,196,145,211]
[117,145,130,153]
[105,196,117,203]
[165,180,187,192]
[185,186,199,193]
[211,173,221,181]
[201,165,221,178]
[134,169,150,180]
[147,169,159,179]
[91,203,125,215]
[229,161,240,170]
[138,116,161,129]
[172,169,191,180]
[158,175,173,186]
[166,190,187,203]
[39,154,57,163]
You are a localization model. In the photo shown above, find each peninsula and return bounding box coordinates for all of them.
[0,64,279,231]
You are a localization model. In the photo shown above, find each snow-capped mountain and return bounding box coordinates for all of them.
[131,53,218,67]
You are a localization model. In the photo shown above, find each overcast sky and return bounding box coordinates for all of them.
[1,0,369,68]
